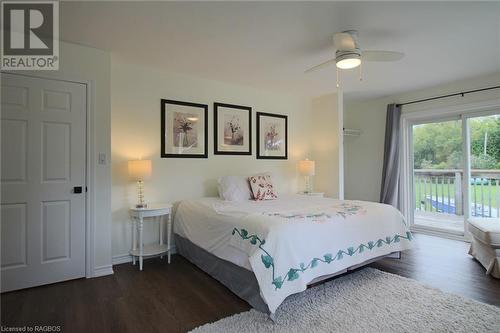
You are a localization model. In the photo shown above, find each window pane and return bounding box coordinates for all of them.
[412,119,464,233]
[468,114,500,218]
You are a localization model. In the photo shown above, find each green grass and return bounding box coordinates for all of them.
[414,180,499,215]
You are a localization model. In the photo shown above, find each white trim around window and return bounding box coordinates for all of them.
[399,98,500,240]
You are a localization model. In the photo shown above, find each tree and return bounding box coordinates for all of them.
[413,116,500,170]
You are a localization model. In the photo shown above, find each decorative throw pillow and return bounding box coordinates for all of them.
[248,173,278,200]
[217,176,253,201]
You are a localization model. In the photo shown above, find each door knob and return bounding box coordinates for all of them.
[73,186,83,194]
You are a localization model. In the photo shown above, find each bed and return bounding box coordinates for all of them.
[174,195,412,315]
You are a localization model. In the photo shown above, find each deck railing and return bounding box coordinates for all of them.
[414,169,500,218]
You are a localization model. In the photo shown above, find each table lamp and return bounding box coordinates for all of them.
[298,159,315,193]
[128,159,152,208]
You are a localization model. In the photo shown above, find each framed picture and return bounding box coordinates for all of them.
[161,99,208,158]
[256,112,288,159]
[214,102,252,155]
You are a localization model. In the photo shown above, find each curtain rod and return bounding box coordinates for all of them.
[396,85,500,107]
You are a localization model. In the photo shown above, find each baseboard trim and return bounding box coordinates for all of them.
[93,264,114,277]
[112,253,133,265]
[112,246,177,266]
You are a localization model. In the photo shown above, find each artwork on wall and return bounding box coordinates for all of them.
[161,99,208,158]
[214,102,252,155]
[256,112,288,159]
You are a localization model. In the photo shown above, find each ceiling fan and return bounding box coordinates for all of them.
[305,30,404,76]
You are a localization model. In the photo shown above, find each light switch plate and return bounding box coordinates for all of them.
[98,153,106,165]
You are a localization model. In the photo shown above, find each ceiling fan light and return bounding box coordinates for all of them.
[336,57,361,69]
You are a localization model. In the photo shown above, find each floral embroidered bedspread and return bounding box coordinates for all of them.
[216,196,413,314]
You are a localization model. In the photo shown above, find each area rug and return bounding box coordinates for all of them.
[191,268,500,333]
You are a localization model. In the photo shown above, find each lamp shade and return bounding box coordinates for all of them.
[128,159,152,181]
[298,159,315,176]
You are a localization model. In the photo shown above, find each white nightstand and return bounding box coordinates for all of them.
[298,192,325,198]
[129,203,172,271]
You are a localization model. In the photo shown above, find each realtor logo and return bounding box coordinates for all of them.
[1,1,59,70]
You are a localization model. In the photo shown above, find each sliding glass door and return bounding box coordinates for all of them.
[412,118,464,234]
[466,114,500,220]
[405,109,500,238]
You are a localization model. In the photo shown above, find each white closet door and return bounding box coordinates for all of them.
[1,73,87,292]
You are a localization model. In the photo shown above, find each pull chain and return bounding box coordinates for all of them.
[359,61,363,82]
[336,67,340,88]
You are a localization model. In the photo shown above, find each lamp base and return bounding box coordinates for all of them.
[304,175,313,194]
[136,180,147,209]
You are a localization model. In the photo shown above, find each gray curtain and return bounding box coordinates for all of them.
[380,103,402,208]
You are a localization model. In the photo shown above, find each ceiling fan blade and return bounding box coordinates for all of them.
[304,58,336,73]
[362,50,404,62]
[333,32,356,50]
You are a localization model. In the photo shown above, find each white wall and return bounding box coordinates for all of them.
[344,72,500,202]
[12,42,113,276]
[310,93,340,198]
[111,58,318,260]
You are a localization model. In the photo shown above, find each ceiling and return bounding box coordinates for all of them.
[60,1,500,101]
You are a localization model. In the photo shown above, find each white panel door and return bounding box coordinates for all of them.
[1,73,86,292]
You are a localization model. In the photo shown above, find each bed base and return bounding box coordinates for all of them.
[175,234,401,314]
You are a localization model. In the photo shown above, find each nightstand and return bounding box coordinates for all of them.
[298,192,325,198]
[129,203,172,271]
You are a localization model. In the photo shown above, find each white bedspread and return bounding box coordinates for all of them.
[174,195,412,314]
[174,197,253,270]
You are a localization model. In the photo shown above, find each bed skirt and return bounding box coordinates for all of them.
[175,234,402,313]
[175,234,271,313]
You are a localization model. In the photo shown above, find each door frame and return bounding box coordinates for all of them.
[2,71,96,278]
[404,114,464,239]
[400,98,500,241]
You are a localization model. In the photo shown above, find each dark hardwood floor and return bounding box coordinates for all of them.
[368,234,500,306]
[2,234,499,333]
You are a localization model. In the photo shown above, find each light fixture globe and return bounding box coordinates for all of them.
[335,52,361,69]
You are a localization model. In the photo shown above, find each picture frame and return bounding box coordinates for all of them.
[214,102,252,155]
[161,99,208,158]
[256,112,288,159]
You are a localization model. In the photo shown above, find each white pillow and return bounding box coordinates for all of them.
[217,176,253,201]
